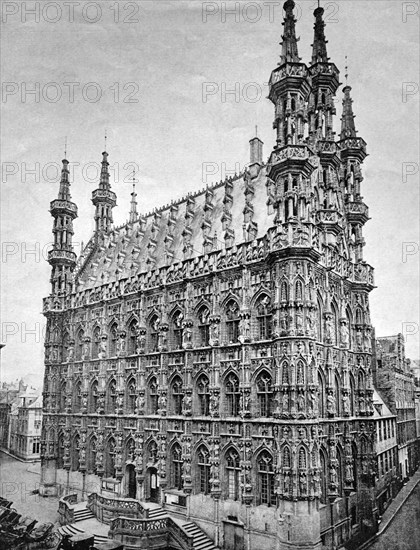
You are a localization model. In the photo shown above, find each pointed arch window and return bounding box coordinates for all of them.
[128,320,138,355]
[73,380,82,413]
[88,437,97,474]
[172,311,184,350]
[109,324,118,357]
[149,315,160,352]
[225,373,240,416]
[256,295,272,340]
[320,450,328,504]
[257,451,275,506]
[295,280,303,302]
[126,438,136,462]
[256,372,273,417]
[75,329,84,361]
[171,443,183,490]
[197,446,211,495]
[171,376,184,415]
[127,378,137,414]
[280,281,288,302]
[283,446,291,468]
[225,300,240,344]
[197,306,210,347]
[298,448,307,469]
[148,377,159,414]
[197,374,210,416]
[72,434,80,471]
[226,448,241,500]
[92,327,101,358]
[60,380,67,410]
[89,380,98,413]
[105,438,116,478]
[107,379,117,414]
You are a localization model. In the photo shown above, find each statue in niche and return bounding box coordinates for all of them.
[99,338,107,359]
[210,394,219,417]
[340,323,349,347]
[297,393,305,412]
[182,325,192,349]
[66,345,74,362]
[325,316,334,343]
[342,394,350,415]
[327,392,335,415]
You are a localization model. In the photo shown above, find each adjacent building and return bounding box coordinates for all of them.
[8,388,43,461]
[374,334,418,484]
[372,390,397,516]
[0,379,27,450]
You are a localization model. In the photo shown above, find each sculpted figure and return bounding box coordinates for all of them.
[340,323,349,346]
[327,392,335,415]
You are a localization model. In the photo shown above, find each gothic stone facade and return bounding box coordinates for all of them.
[40,2,378,549]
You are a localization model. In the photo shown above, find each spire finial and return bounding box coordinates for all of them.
[311,0,329,65]
[255,125,258,138]
[129,171,138,224]
[104,129,107,152]
[345,55,349,85]
[280,0,301,65]
[64,136,67,159]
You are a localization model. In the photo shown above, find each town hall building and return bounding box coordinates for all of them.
[40,2,379,549]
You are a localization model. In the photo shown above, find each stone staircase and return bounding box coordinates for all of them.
[182,521,217,550]
[57,523,108,546]
[140,503,217,550]
[74,505,94,522]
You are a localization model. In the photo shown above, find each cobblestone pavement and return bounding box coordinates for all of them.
[0,451,59,526]
[369,483,420,550]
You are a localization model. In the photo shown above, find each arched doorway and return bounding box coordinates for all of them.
[126,464,136,499]
[147,467,160,503]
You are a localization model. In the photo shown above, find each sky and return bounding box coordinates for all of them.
[0,0,419,385]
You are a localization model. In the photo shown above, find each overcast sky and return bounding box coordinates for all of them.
[1,0,419,385]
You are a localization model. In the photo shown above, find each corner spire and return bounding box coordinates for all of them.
[340,84,357,139]
[311,4,329,64]
[92,150,117,234]
[129,176,138,224]
[280,0,301,64]
[58,158,71,201]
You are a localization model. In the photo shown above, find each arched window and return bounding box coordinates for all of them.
[298,447,307,469]
[171,376,183,415]
[109,323,118,357]
[280,281,288,302]
[226,448,241,500]
[172,311,184,350]
[296,361,305,385]
[126,438,136,462]
[128,320,138,355]
[87,436,97,474]
[75,329,84,361]
[197,374,210,416]
[107,379,117,414]
[126,378,137,414]
[256,372,273,417]
[148,377,159,414]
[89,380,98,413]
[105,438,116,478]
[283,446,291,468]
[225,300,240,344]
[197,307,210,347]
[225,374,240,416]
[92,326,101,358]
[334,374,341,417]
[257,451,275,506]
[171,443,183,490]
[197,446,211,495]
[73,380,82,412]
[148,440,158,464]
[318,372,325,418]
[295,280,303,302]
[256,295,271,340]
[60,380,67,410]
[149,315,160,352]
[57,434,65,469]
[283,178,288,194]
[72,434,80,471]
[320,449,328,504]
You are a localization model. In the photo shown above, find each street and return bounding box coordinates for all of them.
[369,484,420,550]
[0,451,59,526]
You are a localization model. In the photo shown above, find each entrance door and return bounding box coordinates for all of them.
[127,465,136,499]
[224,522,244,550]
[149,467,159,503]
